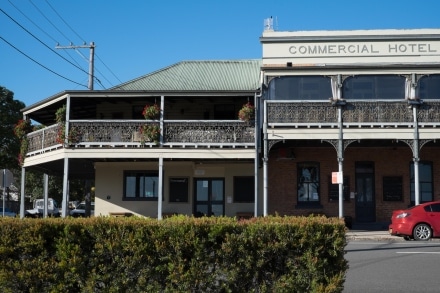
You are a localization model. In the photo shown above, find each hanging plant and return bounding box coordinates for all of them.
[56,125,81,145]
[14,119,32,166]
[238,102,255,121]
[55,105,81,145]
[55,104,66,123]
[142,104,160,119]
[139,124,160,144]
[14,119,32,139]
[18,138,29,166]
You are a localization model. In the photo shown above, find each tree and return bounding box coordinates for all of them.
[0,86,25,170]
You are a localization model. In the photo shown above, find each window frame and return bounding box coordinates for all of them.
[342,75,406,100]
[268,76,332,100]
[123,170,159,201]
[297,162,320,205]
[233,176,255,203]
[169,177,189,203]
[410,161,433,204]
[328,176,350,202]
[417,74,440,99]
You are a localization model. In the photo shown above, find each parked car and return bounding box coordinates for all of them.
[70,202,94,217]
[389,201,440,241]
[25,198,60,218]
[0,207,17,217]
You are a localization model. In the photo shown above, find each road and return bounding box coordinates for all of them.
[344,240,440,293]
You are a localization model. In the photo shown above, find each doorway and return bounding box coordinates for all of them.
[355,162,376,222]
[194,178,224,217]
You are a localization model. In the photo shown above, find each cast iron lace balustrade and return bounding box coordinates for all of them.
[27,124,60,154]
[267,100,440,127]
[24,120,255,156]
[164,120,254,146]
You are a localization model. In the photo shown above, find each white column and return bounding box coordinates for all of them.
[158,156,164,220]
[43,174,49,218]
[20,167,26,218]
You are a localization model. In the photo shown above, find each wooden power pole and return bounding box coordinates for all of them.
[56,42,95,90]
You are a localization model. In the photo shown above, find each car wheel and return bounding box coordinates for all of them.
[413,223,432,241]
[403,236,412,241]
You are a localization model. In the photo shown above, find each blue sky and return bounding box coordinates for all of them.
[1,0,440,107]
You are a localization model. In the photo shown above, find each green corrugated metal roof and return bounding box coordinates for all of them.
[111,60,262,92]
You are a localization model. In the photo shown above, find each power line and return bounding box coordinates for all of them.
[44,0,85,43]
[7,0,83,70]
[45,0,123,87]
[0,7,89,76]
[0,36,87,88]
[29,0,72,44]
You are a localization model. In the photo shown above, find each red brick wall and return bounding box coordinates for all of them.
[268,145,440,223]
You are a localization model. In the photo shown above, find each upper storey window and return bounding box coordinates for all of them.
[417,75,440,99]
[268,76,332,100]
[342,75,405,100]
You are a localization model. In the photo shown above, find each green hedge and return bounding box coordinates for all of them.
[0,216,348,292]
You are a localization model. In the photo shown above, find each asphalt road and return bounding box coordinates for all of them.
[344,240,440,293]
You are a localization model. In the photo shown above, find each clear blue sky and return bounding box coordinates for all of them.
[1,0,440,107]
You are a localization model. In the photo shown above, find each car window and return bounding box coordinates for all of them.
[430,203,440,212]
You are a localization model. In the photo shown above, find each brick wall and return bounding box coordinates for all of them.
[268,144,440,223]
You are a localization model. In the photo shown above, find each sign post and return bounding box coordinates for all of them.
[1,169,14,216]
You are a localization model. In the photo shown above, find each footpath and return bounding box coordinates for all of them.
[346,222,440,241]
[345,222,397,241]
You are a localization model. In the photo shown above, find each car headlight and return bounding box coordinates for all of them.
[396,212,410,219]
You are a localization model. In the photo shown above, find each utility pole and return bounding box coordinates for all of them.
[56,42,95,90]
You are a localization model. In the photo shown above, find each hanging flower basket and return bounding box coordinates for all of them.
[139,124,160,144]
[142,104,160,119]
[238,102,255,122]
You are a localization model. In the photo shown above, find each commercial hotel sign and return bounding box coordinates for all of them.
[287,42,439,57]
[262,36,440,65]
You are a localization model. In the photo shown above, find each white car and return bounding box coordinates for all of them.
[25,198,60,217]
[0,207,16,217]
[70,202,95,217]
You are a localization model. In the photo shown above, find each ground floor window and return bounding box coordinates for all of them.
[233,176,254,202]
[410,161,433,204]
[328,176,350,202]
[123,171,158,200]
[297,162,320,203]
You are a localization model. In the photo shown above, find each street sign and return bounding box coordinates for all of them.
[1,169,14,188]
[332,171,343,184]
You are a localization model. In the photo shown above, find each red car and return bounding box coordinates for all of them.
[389,201,440,241]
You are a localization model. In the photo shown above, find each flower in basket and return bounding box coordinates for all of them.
[139,124,160,144]
[14,119,32,139]
[142,104,160,120]
[238,102,255,121]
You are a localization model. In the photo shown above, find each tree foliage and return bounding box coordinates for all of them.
[0,86,25,170]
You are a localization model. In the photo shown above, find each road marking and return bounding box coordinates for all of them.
[396,252,440,254]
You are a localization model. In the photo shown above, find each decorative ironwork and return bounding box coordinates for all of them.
[266,100,440,125]
[267,102,337,124]
[400,139,434,156]
[344,101,412,123]
[27,124,60,153]
[321,139,357,157]
[164,121,254,144]
[25,120,255,156]
[71,120,150,144]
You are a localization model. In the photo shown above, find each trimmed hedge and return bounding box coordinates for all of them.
[0,216,348,292]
